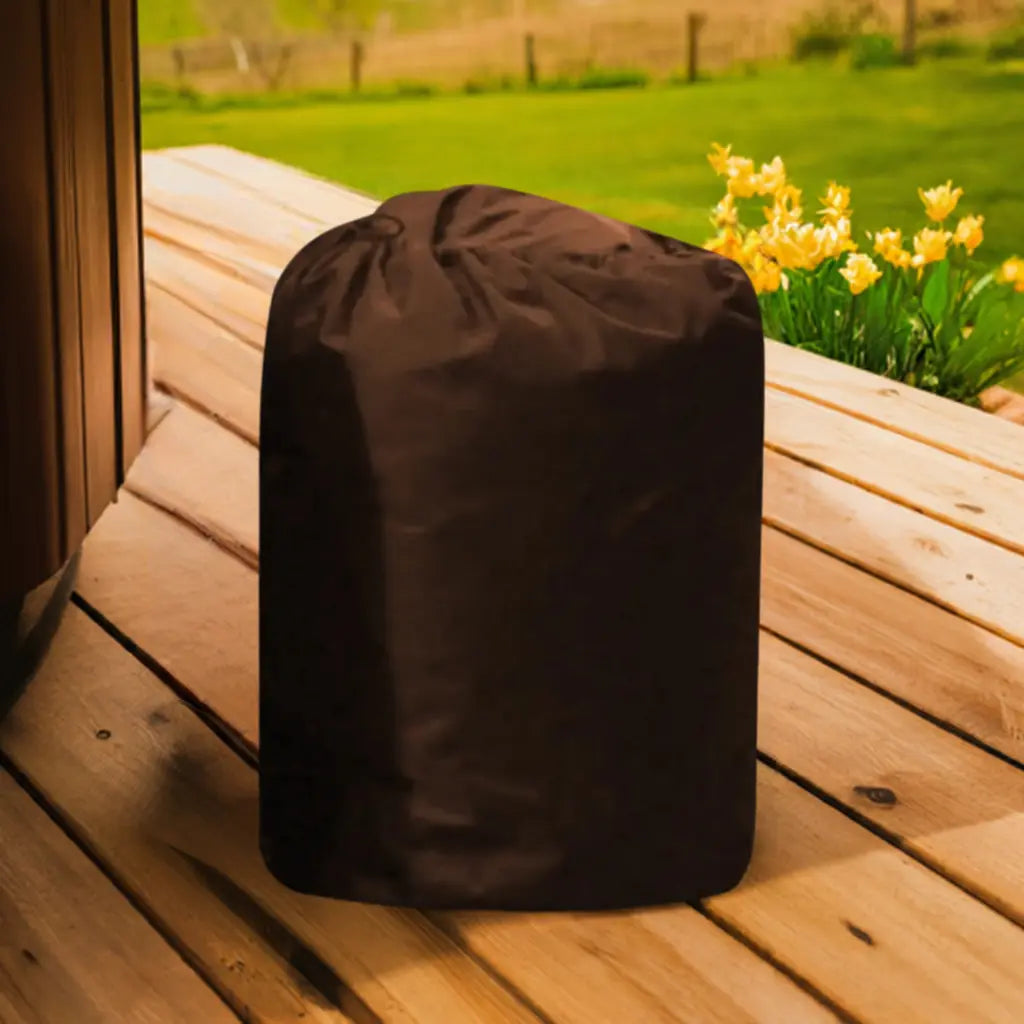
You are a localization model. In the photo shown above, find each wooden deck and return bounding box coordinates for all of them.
[3,145,1024,1024]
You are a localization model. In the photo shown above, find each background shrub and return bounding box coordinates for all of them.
[987,25,1024,62]
[851,33,902,70]
[917,35,979,60]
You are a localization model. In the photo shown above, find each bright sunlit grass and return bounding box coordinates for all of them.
[142,63,1024,268]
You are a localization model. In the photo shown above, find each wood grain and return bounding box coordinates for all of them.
[147,285,262,445]
[709,766,1024,1024]
[0,767,237,1024]
[444,909,838,1024]
[77,491,259,748]
[767,386,1024,554]
[143,204,282,289]
[125,403,258,567]
[765,339,1024,481]
[761,527,1024,761]
[759,630,1024,922]
[164,145,378,227]
[0,607,539,1024]
[145,235,270,350]
[764,448,1024,647]
[143,152,323,266]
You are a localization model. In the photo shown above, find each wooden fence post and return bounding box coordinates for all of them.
[687,13,706,83]
[171,45,186,87]
[902,0,917,64]
[350,38,364,93]
[524,32,538,87]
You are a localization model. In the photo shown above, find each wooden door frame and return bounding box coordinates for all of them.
[1,0,145,601]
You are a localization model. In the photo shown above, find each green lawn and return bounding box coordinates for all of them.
[142,63,1024,266]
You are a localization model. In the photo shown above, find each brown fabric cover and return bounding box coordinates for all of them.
[259,185,764,911]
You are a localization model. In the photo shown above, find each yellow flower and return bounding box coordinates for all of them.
[819,182,852,226]
[749,252,784,294]
[754,156,787,196]
[708,142,732,176]
[823,182,851,213]
[918,180,964,223]
[840,253,883,295]
[952,214,984,255]
[705,229,743,262]
[763,185,803,228]
[873,227,912,269]
[761,222,823,271]
[815,220,856,261]
[911,227,952,268]
[740,229,764,263]
[724,155,759,198]
[999,257,1024,292]
[874,227,902,254]
[711,193,739,229]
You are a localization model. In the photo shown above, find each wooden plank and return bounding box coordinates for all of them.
[767,386,1024,555]
[444,909,838,1024]
[709,766,1024,1023]
[164,145,378,227]
[759,630,1024,922]
[0,607,540,1024]
[147,285,262,445]
[762,527,1024,761]
[765,340,1024,482]
[764,448,1024,647]
[143,204,282,289]
[77,491,259,747]
[144,235,269,350]
[125,403,258,568]
[143,152,324,266]
[0,768,236,1024]
[76,491,1024,1024]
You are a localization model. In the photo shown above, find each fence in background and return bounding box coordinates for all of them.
[138,0,1021,95]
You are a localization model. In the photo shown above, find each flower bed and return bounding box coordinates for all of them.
[703,145,1024,408]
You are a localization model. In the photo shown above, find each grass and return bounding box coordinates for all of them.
[142,62,1024,268]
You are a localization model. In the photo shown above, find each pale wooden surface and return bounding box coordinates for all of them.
[3,144,1022,1024]
[0,767,237,1024]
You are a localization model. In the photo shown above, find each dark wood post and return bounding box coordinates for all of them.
[2,0,145,590]
[2,0,145,699]
[687,13,706,83]
[902,0,917,64]
[350,38,365,93]
[525,32,538,87]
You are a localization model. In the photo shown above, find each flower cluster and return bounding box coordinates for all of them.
[703,146,1003,298]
